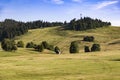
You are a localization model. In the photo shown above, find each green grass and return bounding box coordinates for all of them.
[0,26,120,80]
[0,49,120,80]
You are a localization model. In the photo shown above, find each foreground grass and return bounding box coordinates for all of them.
[0,49,120,80]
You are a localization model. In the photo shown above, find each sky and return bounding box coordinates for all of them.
[0,0,120,26]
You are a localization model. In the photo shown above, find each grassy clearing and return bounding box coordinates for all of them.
[0,26,120,80]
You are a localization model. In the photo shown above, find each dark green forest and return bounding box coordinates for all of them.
[64,17,111,31]
[0,19,63,41]
[0,17,111,41]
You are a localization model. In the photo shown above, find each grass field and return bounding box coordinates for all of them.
[0,26,120,80]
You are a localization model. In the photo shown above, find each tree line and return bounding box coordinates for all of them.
[0,19,63,41]
[64,17,111,31]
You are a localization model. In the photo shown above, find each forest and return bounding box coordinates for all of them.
[0,17,111,41]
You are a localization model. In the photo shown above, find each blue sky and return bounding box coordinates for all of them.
[0,0,120,26]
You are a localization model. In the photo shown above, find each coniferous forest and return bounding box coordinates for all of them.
[64,17,111,31]
[0,17,111,41]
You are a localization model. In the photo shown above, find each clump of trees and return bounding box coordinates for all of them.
[64,17,111,31]
[83,36,94,42]
[84,44,101,52]
[17,41,24,48]
[1,39,17,51]
[34,41,61,54]
[69,41,79,53]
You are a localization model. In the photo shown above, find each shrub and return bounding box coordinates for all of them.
[84,46,90,52]
[54,46,60,54]
[91,44,101,52]
[37,44,44,52]
[17,41,24,48]
[1,39,17,51]
[69,41,79,53]
[42,41,49,49]
[83,36,94,42]
[26,42,34,48]
[34,43,44,52]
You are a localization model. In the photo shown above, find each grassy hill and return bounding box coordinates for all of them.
[15,26,120,53]
[0,26,120,80]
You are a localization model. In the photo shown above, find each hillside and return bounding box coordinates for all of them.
[0,26,120,80]
[15,26,120,53]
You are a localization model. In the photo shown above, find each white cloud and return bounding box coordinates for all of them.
[95,0,118,9]
[51,0,64,4]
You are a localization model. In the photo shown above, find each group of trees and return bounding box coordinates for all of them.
[84,44,101,53]
[1,39,17,51]
[0,19,63,41]
[0,19,28,41]
[64,17,111,31]
[26,41,61,54]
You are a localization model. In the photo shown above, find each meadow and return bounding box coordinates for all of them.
[0,26,120,80]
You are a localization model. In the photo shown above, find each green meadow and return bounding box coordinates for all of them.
[0,26,120,80]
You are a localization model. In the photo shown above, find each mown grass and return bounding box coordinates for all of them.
[0,26,120,80]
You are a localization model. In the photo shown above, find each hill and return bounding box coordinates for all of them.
[15,26,120,53]
[0,26,120,80]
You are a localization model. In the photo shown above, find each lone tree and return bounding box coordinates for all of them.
[54,46,61,54]
[1,39,17,51]
[17,41,24,48]
[91,44,101,52]
[69,41,79,53]
[84,46,90,52]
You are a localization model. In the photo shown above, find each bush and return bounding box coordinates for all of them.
[17,41,24,48]
[91,44,101,52]
[69,41,79,53]
[42,41,49,49]
[26,42,35,48]
[84,46,90,52]
[34,43,44,52]
[1,39,17,51]
[37,44,44,52]
[83,36,94,42]
[54,46,60,54]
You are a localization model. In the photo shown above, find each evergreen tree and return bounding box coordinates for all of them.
[69,41,79,53]
[37,44,44,52]
[91,44,101,52]
[84,46,90,52]
[42,41,49,49]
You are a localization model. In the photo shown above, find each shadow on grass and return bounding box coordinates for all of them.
[110,59,120,61]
